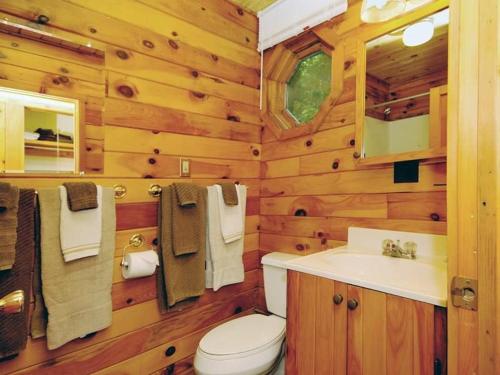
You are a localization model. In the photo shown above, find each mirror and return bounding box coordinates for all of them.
[0,87,79,174]
[359,8,449,164]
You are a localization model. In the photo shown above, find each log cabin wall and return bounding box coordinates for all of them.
[0,0,262,374]
[259,0,447,302]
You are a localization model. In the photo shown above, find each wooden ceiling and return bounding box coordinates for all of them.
[367,25,448,87]
[229,0,279,14]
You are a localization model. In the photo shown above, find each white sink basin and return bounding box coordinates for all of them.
[286,247,447,307]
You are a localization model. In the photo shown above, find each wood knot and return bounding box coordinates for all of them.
[191,91,205,99]
[165,346,176,357]
[191,70,199,78]
[234,306,243,314]
[142,40,154,49]
[116,50,129,60]
[296,244,305,251]
[153,148,160,154]
[321,238,327,245]
[172,31,178,37]
[168,40,179,49]
[252,149,260,156]
[237,8,244,15]
[349,139,355,146]
[117,85,134,98]
[88,27,97,34]
[126,298,134,304]
[245,37,250,43]
[227,115,240,122]
[430,213,440,221]
[305,139,313,147]
[211,54,219,62]
[59,67,69,74]
[294,209,307,217]
[144,174,153,179]
[148,158,156,165]
[344,60,353,70]
[316,231,324,238]
[332,160,340,170]
[10,42,19,48]
[59,75,69,84]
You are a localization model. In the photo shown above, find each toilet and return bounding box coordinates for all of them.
[194,252,299,375]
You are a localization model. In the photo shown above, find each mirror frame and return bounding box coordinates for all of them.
[353,1,449,165]
[262,30,345,140]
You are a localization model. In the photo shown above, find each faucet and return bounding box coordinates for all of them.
[382,239,417,259]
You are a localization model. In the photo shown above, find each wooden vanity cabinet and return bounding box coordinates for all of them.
[286,271,446,375]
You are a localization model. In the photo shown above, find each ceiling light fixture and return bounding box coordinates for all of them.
[402,18,434,46]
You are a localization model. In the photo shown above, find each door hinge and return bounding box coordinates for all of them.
[451,276,478,310]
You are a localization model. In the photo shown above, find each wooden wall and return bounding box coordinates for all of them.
[0,0,261,374]
[259,0,447,280]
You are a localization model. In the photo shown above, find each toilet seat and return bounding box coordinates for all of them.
[194,314,286,375]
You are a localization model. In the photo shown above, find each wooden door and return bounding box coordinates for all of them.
[447,0,499,373]
[286,271,347,374]
[346,285,438,375]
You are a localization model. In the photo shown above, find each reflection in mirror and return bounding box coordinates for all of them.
[363,8,448,159]
[286,51,332,125]
[0,87,79,174]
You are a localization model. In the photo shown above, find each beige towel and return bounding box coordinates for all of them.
[0,183,19,271]
[217,183,238,206]
[157,185,206,311]
[62,182,98,211]
[172,183,201,256]
[38,188,115,350]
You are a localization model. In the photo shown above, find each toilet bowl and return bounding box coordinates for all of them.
[194,252,299,375]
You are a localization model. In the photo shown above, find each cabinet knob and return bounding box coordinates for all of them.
[333,294,343,305]
[347,299,359,310]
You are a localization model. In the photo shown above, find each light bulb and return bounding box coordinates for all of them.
[403,19,434,46]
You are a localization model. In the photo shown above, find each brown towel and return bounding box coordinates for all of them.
[157,185,206,311]
[38,188,115,350]
[30,194,47,339]
[0,183,20,271]
[0,189,36,359]
[172,183,201,256]
[217,183,239,206]
[62,182,98,211]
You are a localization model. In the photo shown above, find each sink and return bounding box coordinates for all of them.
[285,227,448,307]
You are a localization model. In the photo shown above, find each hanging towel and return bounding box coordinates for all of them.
[0,189,36,359]
[217,183,238,206]
[216,184,243,244]
[30,194,47,339]
[206,185,247,291]
[62,182,98,211]
[0,182,19,271]
[59,185,102,262]
[172,183,201,256]
[157,185,206,312]
[38,187,115,350]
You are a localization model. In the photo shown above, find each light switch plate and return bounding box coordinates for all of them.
[180,158,191,177]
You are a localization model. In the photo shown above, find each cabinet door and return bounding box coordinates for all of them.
[286,271,347,375]
[346,285,436,375]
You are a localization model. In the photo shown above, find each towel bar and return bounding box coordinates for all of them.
[0,290,24,314]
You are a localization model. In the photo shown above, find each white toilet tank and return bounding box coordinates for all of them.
[261,252,301,318]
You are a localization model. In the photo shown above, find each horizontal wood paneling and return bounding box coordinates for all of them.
[0,1,262,374]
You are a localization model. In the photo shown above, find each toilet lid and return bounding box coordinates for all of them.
[199,314,285,356]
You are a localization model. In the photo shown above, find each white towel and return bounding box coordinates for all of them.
[59,185,102,262]
[216,184,244,243]
[206,185,247,291]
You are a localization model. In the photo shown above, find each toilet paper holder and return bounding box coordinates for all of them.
[121,234,145,268]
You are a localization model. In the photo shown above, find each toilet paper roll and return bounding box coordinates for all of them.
[121,250,159,279]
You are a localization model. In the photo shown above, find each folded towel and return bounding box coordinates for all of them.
[157,185,206,311]
[30,194,47,339]
[217,183,239,206]
[59,185,102,262]
[0,189,36,359]
[62,182,98,211]
[206,185,247,291]
[0,183,19,271]
[172,183,201,256]
[38,187,115,350]
[216,185,243,244]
